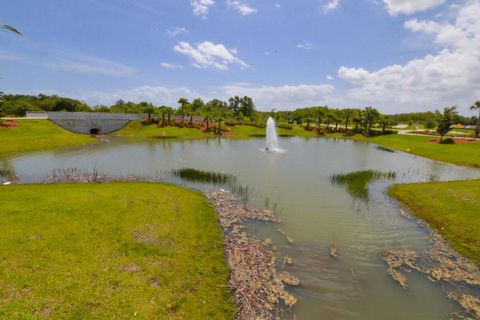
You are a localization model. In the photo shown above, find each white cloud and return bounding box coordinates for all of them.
[296,43,314,50]
[166,27,188,37]
[227,0,258,15]
[326,75,334,80]
[323,0,340,12]
[383,0,446,15]
[0,51,25,61]
[223,83,335,110]
[160,62,183,69]
[80,85,202,106]
[191,0,215,19]
[337,1,480,113]
[48,53,135,77]
[174,41,249,70]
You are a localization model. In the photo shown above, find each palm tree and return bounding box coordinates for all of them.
[378,115,390,134]
[178,98,189,124]
[471,101,480,138]
[143,104,156,122]
[2,24,21,36]
[343,109,355,131]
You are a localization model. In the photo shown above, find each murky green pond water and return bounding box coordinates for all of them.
[2,137,480,319]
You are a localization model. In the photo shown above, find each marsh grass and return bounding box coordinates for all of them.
[331,170,396,202]
[170,168,237,185]
[376,145,396,153]
[169,168,257,206]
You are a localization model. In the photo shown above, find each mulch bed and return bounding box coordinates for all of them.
[0,120,18,128]
[428,138,480,145]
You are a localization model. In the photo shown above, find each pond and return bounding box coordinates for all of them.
[2,136,480,319]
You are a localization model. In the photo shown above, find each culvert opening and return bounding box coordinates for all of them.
[90,128,101,135]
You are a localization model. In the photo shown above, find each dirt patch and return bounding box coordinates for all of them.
[427,138,480,145]
[206,191,299,320]
[0,120,18,129]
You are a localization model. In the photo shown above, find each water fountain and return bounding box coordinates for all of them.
[265,116,279,152]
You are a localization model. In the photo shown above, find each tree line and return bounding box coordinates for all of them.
[1,93,479,138]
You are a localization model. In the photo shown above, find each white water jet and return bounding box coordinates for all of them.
[265,117,280,152]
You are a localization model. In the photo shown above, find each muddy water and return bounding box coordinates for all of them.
[2,137,480,319]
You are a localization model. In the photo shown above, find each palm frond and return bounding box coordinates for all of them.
[2,25,22,36]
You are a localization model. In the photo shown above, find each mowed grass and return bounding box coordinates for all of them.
[115,121,212,139]
[390,180,480,264]
[116,121,317,140]
[0,183,235,319]
[367,134,480,167]
[0,120,94,156]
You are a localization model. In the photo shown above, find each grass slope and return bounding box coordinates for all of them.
[116,121,317,140]
[390,180,480,264]
[0,183,235,319]
[0,120,94,156]
[368,135,480,167]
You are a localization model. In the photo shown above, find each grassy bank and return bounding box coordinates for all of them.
[0,183,235,319]
[0,120,94,156]
[367,134,480,167]
[115,121,317,140]
[389,180,480,264]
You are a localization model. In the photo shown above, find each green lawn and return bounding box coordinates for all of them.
[115,121,317,140]
[0,120,94,156]
[115,121,213,139]
[389,180,480,264]
[0,183,235,319]
[367,134,480,167]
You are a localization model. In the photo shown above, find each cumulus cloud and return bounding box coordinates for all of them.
[323,0,340,12]
[326,75,334,80]
[383,0,446,15]
[166,27,188,37]
[337,1,480,113]
[79,85,202,106]
[174,41,249,70]
[223,83,335,110]
[227,0,257,15]
[160,62,183,69]
[191,0,215,19]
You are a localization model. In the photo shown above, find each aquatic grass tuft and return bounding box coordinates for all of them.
[331,170,396,202]
[376,145,396,153]
[170,168,237,185]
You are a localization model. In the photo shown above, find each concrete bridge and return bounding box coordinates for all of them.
[27,112,145,135]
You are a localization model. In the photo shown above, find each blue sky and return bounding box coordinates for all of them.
[1,0,479,114]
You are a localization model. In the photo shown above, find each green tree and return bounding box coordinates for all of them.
[471,101,480,138]
[177,98,189,124]
[435,106,458,142]
[364,107,380,136]
[378,115,390,134]
[142,104,156,122]
[343,109,356,131]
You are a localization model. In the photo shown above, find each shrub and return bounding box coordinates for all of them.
[440,137,455,144]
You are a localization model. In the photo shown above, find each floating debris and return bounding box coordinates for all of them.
[382,247,420,289]
[206,190,299,320]
[279,272,301,286]
[282,256,293,269]
[448,293,480,319]
[329,246,338,258]
[287,237,295,245]
[206,191,275,230]
[426,234,480,287]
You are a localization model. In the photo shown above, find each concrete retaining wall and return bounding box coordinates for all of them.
[26,112,145,135]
